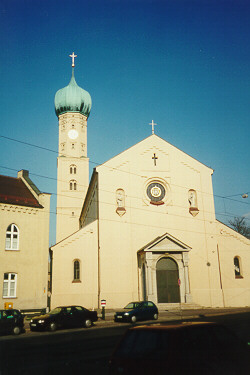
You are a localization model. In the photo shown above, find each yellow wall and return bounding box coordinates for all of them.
[0,192,50,310]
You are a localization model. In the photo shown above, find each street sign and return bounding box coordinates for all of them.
[101,299,106,307]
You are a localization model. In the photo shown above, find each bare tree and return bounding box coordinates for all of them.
[228,217,250,239]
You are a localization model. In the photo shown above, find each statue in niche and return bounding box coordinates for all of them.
[188,189,199,216]
[116,189,126,216]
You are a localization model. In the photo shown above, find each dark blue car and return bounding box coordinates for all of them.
[114,301,158,323]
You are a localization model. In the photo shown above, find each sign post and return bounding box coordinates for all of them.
[101,299,106,320]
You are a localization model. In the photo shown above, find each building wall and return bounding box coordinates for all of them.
[51,221,99,310]
[95,135,224,308]
[216,221,250,307]
[0,193,50,310]
[51,135,250,310]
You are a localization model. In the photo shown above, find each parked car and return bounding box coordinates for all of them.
[0,309,24,335]
[109,321,250,374]
[114,301,158,323]
[30,305,98,332]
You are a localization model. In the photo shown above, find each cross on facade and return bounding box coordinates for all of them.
[152,153,158,166]
[149,120,157,134]
[69,52,77,67]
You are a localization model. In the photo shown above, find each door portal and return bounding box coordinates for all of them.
[156,257,180,303]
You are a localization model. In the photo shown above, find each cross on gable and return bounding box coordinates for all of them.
[152,153,158,166]
[149,120,157,134]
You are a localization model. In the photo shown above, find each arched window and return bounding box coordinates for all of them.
[234,256,242,278]
[69,180,77,191]
[70,164,77,174]
[5,224,19,250]
[73,260,80,282]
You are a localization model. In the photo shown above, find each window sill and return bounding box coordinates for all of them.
[5,249,20,252]
[72,280,81,283]
[2,296,17,299]
[235,275,243,279]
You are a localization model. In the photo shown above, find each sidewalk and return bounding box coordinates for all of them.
[95,306,250,326]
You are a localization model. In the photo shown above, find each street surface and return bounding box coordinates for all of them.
[0,309,250,374]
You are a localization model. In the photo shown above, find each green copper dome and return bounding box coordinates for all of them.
[54,69,92,118]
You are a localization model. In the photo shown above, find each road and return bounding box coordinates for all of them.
[0,311,250,374]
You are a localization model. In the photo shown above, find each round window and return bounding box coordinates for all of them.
[147,182,165,202]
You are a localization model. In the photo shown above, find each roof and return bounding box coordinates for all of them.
[0,175,43,208]
[54,69,92,118]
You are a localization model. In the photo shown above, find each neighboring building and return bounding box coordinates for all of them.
[51,63,250,310]
[0,170,51,311]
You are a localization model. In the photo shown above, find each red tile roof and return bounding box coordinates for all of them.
[0,175,43,208]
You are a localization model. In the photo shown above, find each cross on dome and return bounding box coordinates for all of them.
[149,120,157,134]
[69,52,77,67]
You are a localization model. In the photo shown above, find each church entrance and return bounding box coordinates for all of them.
[156,257,180,303]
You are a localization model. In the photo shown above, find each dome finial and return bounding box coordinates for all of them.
[69,52,77,67]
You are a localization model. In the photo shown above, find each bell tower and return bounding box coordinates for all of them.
[54,53,92,242]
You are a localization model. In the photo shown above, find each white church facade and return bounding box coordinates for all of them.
[51,59,250,310]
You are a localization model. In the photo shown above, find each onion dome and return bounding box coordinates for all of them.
[54,69,92,118]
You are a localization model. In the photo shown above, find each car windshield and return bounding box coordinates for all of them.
[48,307,62,315]
[124,302,140,309]
[115,330,163,358]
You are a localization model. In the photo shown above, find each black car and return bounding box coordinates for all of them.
[0,309,24,335]
[30,305,98,331]
[114,301,158,323]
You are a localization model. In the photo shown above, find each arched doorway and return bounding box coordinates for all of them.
[156,257,180,303]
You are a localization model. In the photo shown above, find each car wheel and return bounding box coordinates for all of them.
[13,326,21,335]
[49,322,57,332]
[84,319,92,328]
[131,315,137,323]
[153,313,158,320]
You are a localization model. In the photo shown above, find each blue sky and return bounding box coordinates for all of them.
[0,0,249,244]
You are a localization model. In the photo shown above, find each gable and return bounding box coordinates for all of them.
[138,233,191,253]
[96,134,213,175]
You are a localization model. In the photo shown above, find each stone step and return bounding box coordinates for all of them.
[157,303,202,311]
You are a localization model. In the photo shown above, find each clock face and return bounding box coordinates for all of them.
[68,129,79,140]
[147,182,165,203]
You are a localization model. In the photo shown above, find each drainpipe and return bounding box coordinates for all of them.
[217,244,225,307]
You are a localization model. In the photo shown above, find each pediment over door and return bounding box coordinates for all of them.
[138,233,191,254]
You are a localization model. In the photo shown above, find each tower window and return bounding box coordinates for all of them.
[70,165,77,174]
[69,180,77,190]
[5,224,19,250]
[71,143,75,149]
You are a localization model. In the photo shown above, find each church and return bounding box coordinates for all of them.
[51,55,250,310]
